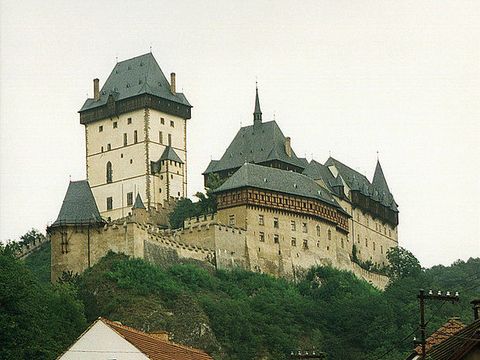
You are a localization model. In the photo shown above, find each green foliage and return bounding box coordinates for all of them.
[20,228,46,247]
[169,173,226,229]
[386,246,422,280]
[8,241,480,360]
[24,240,51,284]
[0,245,86,360]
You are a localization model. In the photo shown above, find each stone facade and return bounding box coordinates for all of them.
[49,53,397,290]
[50,208,389,289]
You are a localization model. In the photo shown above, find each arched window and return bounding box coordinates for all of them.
[106,161,113,183]
[134,130,138,143]
[316,225,321,237]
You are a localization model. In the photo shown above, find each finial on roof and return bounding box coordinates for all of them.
[149,45,152,53]
[253,84,262,125]
[376,150,380,161]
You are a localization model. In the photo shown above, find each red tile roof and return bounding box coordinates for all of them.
[101,318,213,360]
[414,317,465,354]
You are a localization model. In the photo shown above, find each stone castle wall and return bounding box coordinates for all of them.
[50,213,389,289]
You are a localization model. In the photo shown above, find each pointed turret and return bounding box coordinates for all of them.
[372,160,391,195]
[253,86,262,125]
[133,193,146,209]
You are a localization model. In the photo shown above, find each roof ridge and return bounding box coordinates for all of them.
[101,317,208,355]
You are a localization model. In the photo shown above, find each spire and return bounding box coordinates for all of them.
[133,193,146,209]
[253,84,262,125]
[372,160,391,195]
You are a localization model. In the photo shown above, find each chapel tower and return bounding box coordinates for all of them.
[78,53,192,220]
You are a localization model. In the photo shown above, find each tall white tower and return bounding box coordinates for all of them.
[79,53,192,220]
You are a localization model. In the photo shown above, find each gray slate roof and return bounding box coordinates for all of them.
[302,160,337,191]
[325,157,398,211]
[133,193,146,209]
[80,53,191,112]
[204,120,306,174]
[159,146,183,164]
[372,160,390,194]
[52,181,104,227]
[214,163,344,211]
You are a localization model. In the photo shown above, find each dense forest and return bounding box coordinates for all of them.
[1,233,479,360]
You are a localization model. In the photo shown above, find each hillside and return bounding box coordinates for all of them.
[10,245,480,360]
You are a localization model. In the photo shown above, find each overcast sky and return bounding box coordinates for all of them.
[1,0,479,267]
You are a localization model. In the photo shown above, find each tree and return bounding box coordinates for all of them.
[20,228,46,247]
[386,246,421,280]
[0,245,86,359]
[168,198,198,229]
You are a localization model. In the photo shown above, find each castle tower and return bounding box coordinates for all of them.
[79,53,192,220]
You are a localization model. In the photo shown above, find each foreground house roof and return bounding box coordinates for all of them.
[51,180,104,227]
[426,318,480,360]
[58,317,213,360]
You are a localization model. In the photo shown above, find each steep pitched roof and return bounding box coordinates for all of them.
[159,146,184,163]
[52,180,104,227]
[302,160,336,191]
[426,318,480,360]
[214,163,344,210]
[203,120,306,175]
[80,53,191,112]
[325,156,371,191]
[101,318,213,360]
[133,194,146,209]
[372,160,391,195]
[325,156,398,212]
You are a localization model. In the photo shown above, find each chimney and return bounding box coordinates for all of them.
[285,137,292,157]
[149,331,170,342]
[93,78,100,101]
[471,299,480,320]
[170,73,176,94]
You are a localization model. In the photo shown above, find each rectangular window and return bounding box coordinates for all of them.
[99,125,103,132]
[373,242,376,251]
[303,239,308,249]
[273,217,279,228]
[381,245,384,254]
[291,237,297,246]
[259,232,265,242]
[316,225,321,237]
[168,134,172,146]
[127,192,133,206]
[107,143,111,151]
[113,121,118,128]
[106,197,113,210]
[134,130,138,143]
[365,238,368,247]
[291,220,296,231]
[127,117,132,124]
[170,120,174,127]
[273,234,279,244]
[123,133,128,146]
[258,214,264,226]
[161,117,165,125]
[229,214,235,226]
[159,131,163,144]
[101,146,104,153]
[302,222,308,233]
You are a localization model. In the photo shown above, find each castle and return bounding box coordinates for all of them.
[48,53,398,289]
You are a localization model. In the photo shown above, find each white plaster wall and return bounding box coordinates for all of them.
[59,320,148,360]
